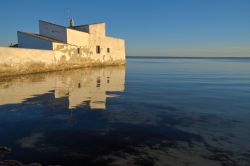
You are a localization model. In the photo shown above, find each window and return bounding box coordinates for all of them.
[77,48,80,54]
[107,48,110,53]
[96,45,101,54]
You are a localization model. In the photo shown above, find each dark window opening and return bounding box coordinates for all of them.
[107,48,110,53]
[77,48,80,54]
[96,45,101,54]
[96,77,101,87]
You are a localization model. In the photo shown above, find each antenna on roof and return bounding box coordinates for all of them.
[67,9,70,22]
[67,9,74,27]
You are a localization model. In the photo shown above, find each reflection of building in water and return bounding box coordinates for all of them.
[0,66,125,110]
[55,67,125,109]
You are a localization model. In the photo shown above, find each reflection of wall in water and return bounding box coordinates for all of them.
[0,66,125,110]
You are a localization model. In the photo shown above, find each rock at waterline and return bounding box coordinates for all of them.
[0,160,43,166]
[0,147,11,158]
[0,160,24,166]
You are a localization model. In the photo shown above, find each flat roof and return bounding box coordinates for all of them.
[73,22,106,27]
[40,19,105,28]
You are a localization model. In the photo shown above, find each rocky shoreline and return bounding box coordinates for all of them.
[0,147,42,166]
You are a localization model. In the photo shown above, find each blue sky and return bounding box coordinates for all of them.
[0,0,249,56]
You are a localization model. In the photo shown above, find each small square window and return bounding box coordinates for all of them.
[96,45,101,54]
[107,48,110,53]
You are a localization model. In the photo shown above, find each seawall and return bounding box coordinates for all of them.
[0,47,125,78]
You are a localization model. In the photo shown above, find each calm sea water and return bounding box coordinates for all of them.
[0,57,250,166]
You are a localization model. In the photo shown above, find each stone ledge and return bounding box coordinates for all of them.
[0,61,126,79]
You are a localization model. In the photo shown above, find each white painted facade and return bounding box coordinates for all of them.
[0,20,126,77]
[18,20,126,63]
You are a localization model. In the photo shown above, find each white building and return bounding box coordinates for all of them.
[0,20,126,77]
[17,20,126,64]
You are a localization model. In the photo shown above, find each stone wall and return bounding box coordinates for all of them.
[0,47,55,77]
[0,46,125,78]
[66,28,89,46]
[52,41,125,66]
[88,22,106,37]
[63,28,126,63]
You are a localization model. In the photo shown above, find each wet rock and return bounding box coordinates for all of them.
[0,160,24,166]
[0,147,11,158]
[0,147,43,166]
[0,161,43,166]
[27,163,42,166]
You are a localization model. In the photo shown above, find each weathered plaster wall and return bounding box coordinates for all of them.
[39,20,67,43]
[18,32,53,50]
[53,43,91,64]
[87,35,126,62]
[69,30,125,61]
[66,28,89,46]
[0,43,125,78]
[89,23,106,37]
[52,37,125,66]
[98,36,126,61]
[53,27,125,65]
[0,47,55,77]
